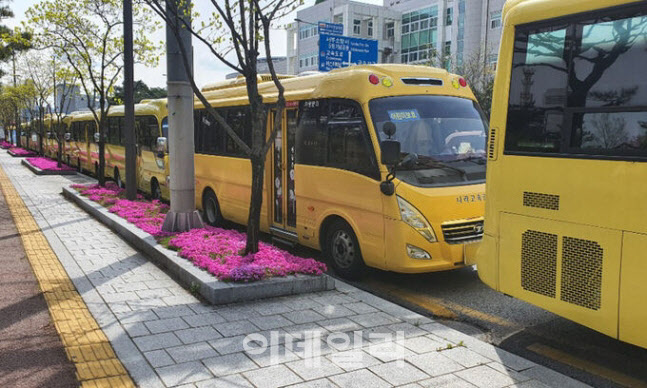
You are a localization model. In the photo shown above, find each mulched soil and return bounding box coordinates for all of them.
[0,185,78,387]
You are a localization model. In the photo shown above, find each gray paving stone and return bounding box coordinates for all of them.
[154,305,196,319]
[418,374,477,388]
[388,322,428,338]
[486,362,532,382]
[133,332,182,352]
[107,302,132,314]
[217,305,258,321]
[176,326,223,344]
[455,365,519,388]
[127,299,167,311]
[145,317,190,334]
[283,310,325,324]
[279,297,324,311]
[401,335,445,354]
[249,315,294,330]
[509,381,552,388]
[209,335,250,355]
[166,342,219,363]
[286,357,344,381]
[164,294,200,306]
[286,378,337,388]
[182,312,226,327]
[187,303,216,314]
[369,360,429,385]
[251,301,293,316]
[203,352,258,376]
[316,304,355,319]
[215,320,261,337]
[318,318,363,333]
[143,349,175,368]
[440,346,491,368]
[521,365,591,388]
[195,374,253,388]
[243,365,302,388]
[364,341,414,363]
[282,323,328,338]
[406,352,464,377]
[311,293,356,306]
[245,344,300,367]
[115,309,158,324]
[327,349,381,371]
[122,322,151,338]
[137,288,174,299]
[112,281,149,293]
[156,361,214,387]
[102,291,140,303]
[343,302,378,314]
[349,312,401,328]
[329,368,390,388]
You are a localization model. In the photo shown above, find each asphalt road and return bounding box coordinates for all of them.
[284,237,647,388]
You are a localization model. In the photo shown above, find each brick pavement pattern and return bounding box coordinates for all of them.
[0,163,135,388]
[0,152,591,388]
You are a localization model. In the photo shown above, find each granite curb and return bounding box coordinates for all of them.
[62,186,335,305]
[21,159,78,175]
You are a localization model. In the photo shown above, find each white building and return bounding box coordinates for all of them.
[225,57,289,79]
[286,0,504,74]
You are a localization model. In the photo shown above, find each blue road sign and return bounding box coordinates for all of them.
[318,21,343,36]
[319,33,378,72]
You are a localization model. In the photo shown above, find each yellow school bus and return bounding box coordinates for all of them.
[65,111,98,173]
[194,65,488,278]
[43,114,68,159]
[476,0,647,348]
[19,122,29,150]
[104,100,169,199]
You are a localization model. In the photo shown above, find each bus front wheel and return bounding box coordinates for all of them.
[324,220,364,280]
[202,190,222,226]
[151,179,162,200]
[114,168,122,188]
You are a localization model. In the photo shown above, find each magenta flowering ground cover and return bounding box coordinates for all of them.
[71,183,326,282]
[26,157,75,171]
[8,147,37,156]
[1,141,12,149]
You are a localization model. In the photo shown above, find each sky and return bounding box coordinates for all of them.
[3,0,382,89]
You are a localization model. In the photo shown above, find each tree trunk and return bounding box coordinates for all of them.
[244,156,265,255]
[98,140,106,186]
[57,139,63,168]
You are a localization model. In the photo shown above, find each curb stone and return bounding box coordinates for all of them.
[62,186,335,305]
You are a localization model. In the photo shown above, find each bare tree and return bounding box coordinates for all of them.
[146,0,301,254]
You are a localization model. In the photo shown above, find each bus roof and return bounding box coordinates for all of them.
[503,0,642,27]
[197,64,477,108]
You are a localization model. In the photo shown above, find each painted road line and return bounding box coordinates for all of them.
[363,278,518,328]
[0,165,135,388]
[527,343,647,388]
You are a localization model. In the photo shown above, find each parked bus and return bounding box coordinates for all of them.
[103,99,169,200]
[475,0,647,348]
[194,65,488,278]
[65,111,98,173]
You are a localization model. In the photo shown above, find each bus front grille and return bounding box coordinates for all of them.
[441,219,484,244]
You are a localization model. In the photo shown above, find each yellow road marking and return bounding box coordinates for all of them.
[0,165,135,388]
[363,278,518,328]
[527,343,647,388]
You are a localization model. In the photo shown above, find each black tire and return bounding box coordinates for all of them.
[202,190,222,226]
[324,220,365,280]
[151,179,162,200]
[114,168,122,188]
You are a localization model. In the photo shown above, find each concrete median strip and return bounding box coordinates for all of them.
[62,186,335,305]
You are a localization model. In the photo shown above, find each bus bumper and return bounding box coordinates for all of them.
[382,218,472,273]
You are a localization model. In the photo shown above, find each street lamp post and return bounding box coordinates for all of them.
[123,0,137,200]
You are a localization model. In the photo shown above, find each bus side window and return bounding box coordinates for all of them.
[108,117,120,145]
[296,99,327,166]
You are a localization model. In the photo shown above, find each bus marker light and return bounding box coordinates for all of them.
[307,206,315,212]
[459,78,468,87]
[382,77,393,87]
[451,79,460,89]
[369,74,380,85]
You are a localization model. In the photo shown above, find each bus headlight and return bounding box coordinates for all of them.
[406,244,431,259]
[396,196,437,243]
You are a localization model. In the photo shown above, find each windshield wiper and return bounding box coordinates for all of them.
[405,154,468,180]
[445,155,487,165]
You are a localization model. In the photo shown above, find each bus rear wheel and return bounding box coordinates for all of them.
[202,190,222,226]
[114,168,122,188]
[324,220,364,280]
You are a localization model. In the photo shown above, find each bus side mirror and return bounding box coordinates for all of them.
[64,132,71,141]
[156,137,167,158]
[381,140,401,166]
[94,132,101,143]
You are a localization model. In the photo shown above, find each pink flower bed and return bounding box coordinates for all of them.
[71,183,326,282]
[9,147,37,156]
[26,157,75,171]
[1,141,12,149]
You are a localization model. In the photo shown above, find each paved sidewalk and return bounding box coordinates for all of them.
[0,152,591,388]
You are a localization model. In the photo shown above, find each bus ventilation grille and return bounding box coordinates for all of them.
[523,192,559,210]
[521,230,557,298]
[561,237,602,310]
[488,128,497,160]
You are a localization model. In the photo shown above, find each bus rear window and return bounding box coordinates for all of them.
[505,5,647,159]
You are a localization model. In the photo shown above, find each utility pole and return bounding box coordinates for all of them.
[13,53,20,148]
[123,0,137,200]
[161,0,203,232]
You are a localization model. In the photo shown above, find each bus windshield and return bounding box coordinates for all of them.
[369,95,488,186]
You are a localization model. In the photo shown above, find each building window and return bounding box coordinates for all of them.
[353,19,361,35]
[490,11,501,29]
[385,22,394,38]
[334,14,343,24]
[446,7,453,25]
[444,41,451,57]
[367,20,374,37]
[299,59,303,68]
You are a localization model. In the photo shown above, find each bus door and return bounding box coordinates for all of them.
[270,107,298,240]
